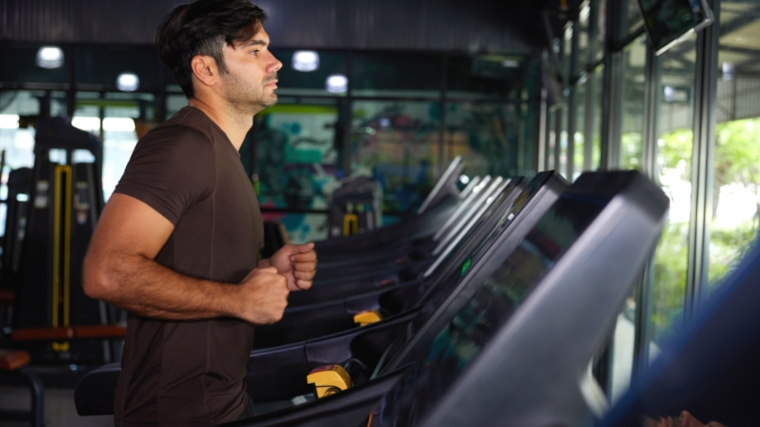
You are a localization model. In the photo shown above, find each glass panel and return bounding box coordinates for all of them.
[445,102,518,180]
[574,78,586,179]
[620,41,647,170]
[273,49,348,97]
[626,0,645,35]
[577,1,591,73]
[546,106,557,171]
[707,2,760,292]
[75,46,161,91]
[559,107,569,180]
[0,90,40,237]
[166,95,187,118]
[592,66,604,169]
[446,55,518,100]
[650,32,697,348]
[0,47,69,84]
[351,100,440,213]
[352,52,441,98]
[253,102,340,207]
[595,0,608,62]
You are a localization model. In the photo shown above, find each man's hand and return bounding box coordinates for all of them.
[235,267,289,324]
[265,243,317,291]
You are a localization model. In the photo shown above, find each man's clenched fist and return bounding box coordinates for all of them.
[265,243,317,291]
[235,266,289,324]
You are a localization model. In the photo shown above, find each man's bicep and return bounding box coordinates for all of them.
[91,193,175,260]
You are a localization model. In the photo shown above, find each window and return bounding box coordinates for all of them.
[620,42,647,170]
[650,32,698,346]
[707,2,760,291]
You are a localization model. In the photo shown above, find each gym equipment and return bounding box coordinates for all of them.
[7,117,123,365]
[74,169,564,415]
[254,171,566,348]
[598,237,760,427]
[314,157,463,255]
[221,170,667,427]
[328,176,381,238]
[306,175,501,289]
[0,350,44,427]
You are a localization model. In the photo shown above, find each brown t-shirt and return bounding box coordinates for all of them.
[112,106,263,427]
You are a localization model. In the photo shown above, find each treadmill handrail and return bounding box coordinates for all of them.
[433,175,492,242]
[416,156,463,215]
[424,178,515,278]
[434,177,505,254]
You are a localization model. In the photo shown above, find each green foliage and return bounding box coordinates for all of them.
[620,132,643,170]
[649,118,760,342]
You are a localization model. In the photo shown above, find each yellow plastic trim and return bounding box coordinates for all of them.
[343,213,358,236]
[307,365,352,398]
[353,310,383,327]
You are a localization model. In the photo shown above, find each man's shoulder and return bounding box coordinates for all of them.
[139,108,214,149]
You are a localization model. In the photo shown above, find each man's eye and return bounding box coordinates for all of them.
[252,50,259,55]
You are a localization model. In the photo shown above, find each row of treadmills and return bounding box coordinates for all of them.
[73,156,760,426]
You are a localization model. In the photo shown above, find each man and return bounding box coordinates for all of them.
[82,1,317,425]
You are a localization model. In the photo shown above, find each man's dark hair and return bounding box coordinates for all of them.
[156,0,267,98]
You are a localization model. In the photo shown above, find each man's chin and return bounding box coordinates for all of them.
[260,94,278,108]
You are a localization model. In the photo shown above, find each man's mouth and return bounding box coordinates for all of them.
[265,80,278,88]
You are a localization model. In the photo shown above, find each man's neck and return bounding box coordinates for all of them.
[187,97,253,150]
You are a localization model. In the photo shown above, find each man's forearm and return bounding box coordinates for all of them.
[85,251,242,321]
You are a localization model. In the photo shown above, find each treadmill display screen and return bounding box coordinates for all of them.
[371,194,608,427]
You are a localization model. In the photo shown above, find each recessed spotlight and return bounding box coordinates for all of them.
[326,74,348,94]
[459,175,470,184]
[36,46,64,69]
[292,51,320,72]
[117,73,140,92]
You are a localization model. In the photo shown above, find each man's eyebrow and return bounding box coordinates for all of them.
[244,39,268,47]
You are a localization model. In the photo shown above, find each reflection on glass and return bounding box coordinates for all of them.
[354,53,441,98]
[592,66,604,169]
[610,287,638,403]
[445,103,518,180]
[351,100,440,213]
[372,196,608,426]
[274,49,348,97]
[621,42,646,170]
[708,6,760,291]
[650,33,696,345]
[447,55,516,100]
[574,79,586,179]
[627,0,645,34]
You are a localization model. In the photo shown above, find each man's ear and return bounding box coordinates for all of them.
[190,55,218,89]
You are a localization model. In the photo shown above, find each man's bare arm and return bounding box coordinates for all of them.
[83,193,289,324]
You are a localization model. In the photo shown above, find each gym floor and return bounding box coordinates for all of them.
[0,386,112,426]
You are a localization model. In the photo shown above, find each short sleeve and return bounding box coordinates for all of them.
[114,126,215,225]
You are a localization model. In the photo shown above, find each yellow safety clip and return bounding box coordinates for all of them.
[307,365,352,398]
[343,213,359,236]
[52,341,70,352]
[353,310,383,327]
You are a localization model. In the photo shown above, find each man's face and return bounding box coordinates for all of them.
[218,27,282,115]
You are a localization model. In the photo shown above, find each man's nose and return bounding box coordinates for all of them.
[268,55,283,73]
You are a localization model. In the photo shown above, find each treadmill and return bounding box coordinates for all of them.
[74,170,563,416]
[256,171,565,346]
[315,156,464,256]
[75,171,666,426]
[295,176,508,303]
[312,175,502,282]
[597,238,760,427]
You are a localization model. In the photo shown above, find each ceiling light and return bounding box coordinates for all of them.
[501,59,520,68]
[459,175,470,184]
[292,50,320,72]
[36,46,64,69]
[117,73,140,92]
[326,74,348,94]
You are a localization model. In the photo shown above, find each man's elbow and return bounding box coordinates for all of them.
[82,259,116,301]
